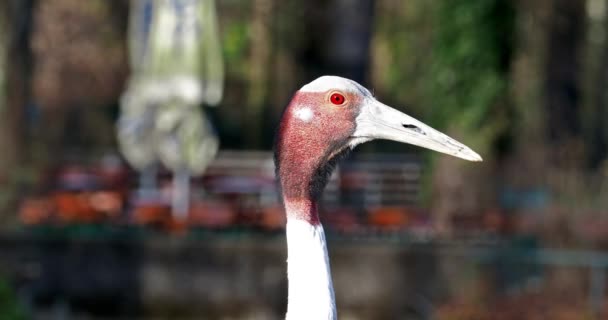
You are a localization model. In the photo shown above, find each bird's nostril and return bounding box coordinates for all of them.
[402,124,425,135]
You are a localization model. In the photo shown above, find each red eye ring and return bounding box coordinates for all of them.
[330,93,346,105]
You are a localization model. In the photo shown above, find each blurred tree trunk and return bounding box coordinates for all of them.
[297,0,374,85]
[31,0,128,155]
[500,0,553,189]
[516,3,552,139]
[589,0,608,168]
[544,0,586,168]
[323,0,374,84]
[0,0,35,221]
[245,0,273,148]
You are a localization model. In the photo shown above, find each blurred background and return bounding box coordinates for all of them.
[1,0,608,319]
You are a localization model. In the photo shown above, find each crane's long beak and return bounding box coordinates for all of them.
[353,99,483,162]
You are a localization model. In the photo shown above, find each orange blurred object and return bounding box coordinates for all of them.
[89,191,123,218]
[368,206,410,228]
[324,207,360,232]
[19,197,54,225]
[260,205,286,230]
[164,217,189,234]
[482,208,505,232]
[53,192,100,223]
[131,202,171,226]
[188,200,236,228]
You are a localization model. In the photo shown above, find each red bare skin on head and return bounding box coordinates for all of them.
[275,90,363,224]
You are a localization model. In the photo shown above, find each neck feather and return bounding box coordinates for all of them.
[284,198,319,224]
[285,213,336,320]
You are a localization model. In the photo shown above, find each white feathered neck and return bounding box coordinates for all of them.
[285,218,336,320]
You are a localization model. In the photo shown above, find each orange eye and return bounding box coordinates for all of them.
[330,93,345,105]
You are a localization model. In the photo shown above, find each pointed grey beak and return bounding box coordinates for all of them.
[353,99,483,162]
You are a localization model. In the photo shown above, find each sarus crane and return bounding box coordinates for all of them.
[274,76,482,319]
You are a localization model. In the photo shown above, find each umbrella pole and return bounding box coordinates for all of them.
[172,168,190,220]
[138,163,157,200]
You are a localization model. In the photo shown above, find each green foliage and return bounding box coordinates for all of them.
[372,0,436,108]
[222,22,250,77]
[424,0,514,152]
[372,0,513,154]
[0,278,27,320]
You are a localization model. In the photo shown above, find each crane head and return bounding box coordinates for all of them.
[275,76,482,202]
